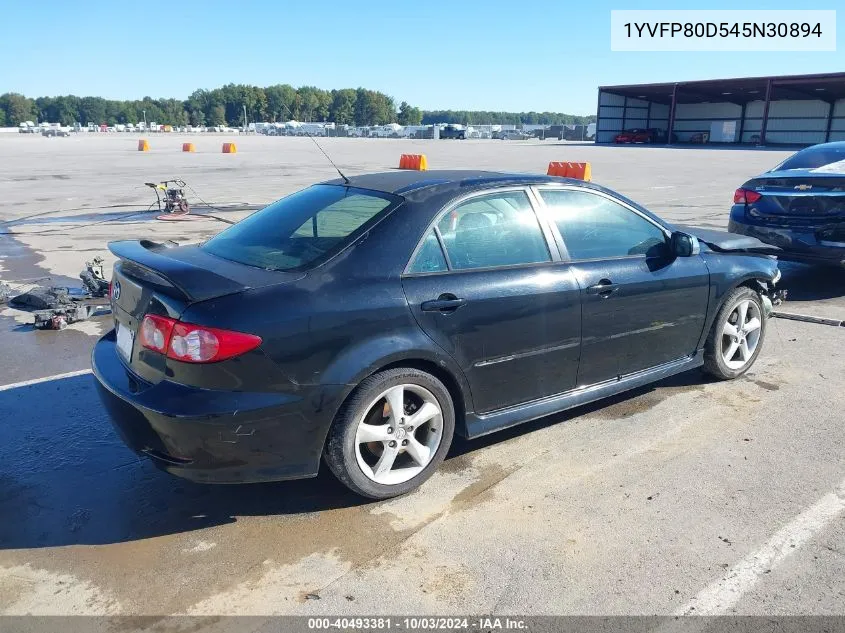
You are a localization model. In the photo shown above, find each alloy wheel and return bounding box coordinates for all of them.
[354,384,443,486]
[720,299,762,370]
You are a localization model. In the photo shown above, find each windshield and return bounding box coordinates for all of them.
[202,185,399,271]
[775,145,845,171]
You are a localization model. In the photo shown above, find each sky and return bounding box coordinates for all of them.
[1,0,842,115]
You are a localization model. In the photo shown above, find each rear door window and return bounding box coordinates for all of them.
[407,230,448,274]
[202,185,398,271]
[435,191,551,270]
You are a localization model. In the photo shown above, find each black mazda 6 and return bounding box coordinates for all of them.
[94,170,782,498]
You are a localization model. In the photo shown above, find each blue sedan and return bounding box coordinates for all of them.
[729,142,845,267]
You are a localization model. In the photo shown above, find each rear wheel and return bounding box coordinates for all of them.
[703,286,766,380]
[324,368,455,499]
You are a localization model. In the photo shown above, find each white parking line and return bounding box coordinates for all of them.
[0,368,93,392]
[677,477,845,615]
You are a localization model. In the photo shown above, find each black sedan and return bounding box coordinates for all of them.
[729,141,845,266]
[93,171,782,499]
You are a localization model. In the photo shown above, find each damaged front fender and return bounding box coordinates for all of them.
[753,277,787,319]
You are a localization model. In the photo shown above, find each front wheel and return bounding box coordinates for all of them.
[703,286,766,380]
[324,368,455,499]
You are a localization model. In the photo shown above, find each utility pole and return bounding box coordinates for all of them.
[143,110,147,131]
[243,105,248,133]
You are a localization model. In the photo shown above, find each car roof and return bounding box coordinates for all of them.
[320,169,670,231]
[795,141,845,151]
[321,170,583,196]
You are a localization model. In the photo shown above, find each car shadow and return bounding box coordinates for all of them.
[776,261,845,303]
[0,369,712,551]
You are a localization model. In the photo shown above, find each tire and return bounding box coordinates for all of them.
[703,286,767,380]
[324,368,455,499]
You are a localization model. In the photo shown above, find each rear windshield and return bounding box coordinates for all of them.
[202,185,398,271]
[776,145,845,171]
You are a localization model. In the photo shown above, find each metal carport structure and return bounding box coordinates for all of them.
[596,72,845,146]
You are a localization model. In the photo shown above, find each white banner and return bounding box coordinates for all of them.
[611,10,836,51]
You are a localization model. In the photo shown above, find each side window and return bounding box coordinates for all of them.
[436,191,550,271]
[538,190,666,260]
[408,230,448,274]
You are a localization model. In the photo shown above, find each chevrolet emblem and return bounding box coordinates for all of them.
[794,184,813,191]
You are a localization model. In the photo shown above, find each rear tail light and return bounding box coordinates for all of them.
[139,315,261,363]
[734,188,762,204]
[139,314,175,354]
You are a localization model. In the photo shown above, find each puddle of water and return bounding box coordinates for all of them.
[3,209,156,228]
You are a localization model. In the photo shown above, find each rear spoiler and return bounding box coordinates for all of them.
[676,226,782,255]
[108,240,248,303]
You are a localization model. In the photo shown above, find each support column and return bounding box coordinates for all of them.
[825,101,834,143]
[760,79,774,145]
[595,91,603,143]
[738,102,747,144]
[622,96,628,131]
[666,84,678,145]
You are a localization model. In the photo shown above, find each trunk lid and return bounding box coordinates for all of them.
[108,240,304,384]
[745,170,845,223]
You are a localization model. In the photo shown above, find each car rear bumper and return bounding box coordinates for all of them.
[728,206,845,266]
[92,329,337,483]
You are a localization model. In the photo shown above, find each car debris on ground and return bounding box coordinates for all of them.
[1,258,111,330]
[79,256,110,297]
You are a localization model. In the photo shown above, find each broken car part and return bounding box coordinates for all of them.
[80,256,110,297]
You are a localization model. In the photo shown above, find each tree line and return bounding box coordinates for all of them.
[0,84,594,128]
[422,110,594,126]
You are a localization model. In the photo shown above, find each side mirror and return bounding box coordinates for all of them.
[670,231,700,257]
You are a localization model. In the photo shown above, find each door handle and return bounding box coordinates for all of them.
[421,295,467,313]
[586,279,619,297]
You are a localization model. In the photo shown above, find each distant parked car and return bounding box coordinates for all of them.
[440,125,466,140]
[499,129,532,140]
[42,127,71,137]
[615,128,676,144]
[538,125,564,140]
[729,141,845,267]
[614,129,650,144]
[614,128,653,144]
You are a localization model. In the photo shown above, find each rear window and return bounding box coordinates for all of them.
[202,185,398,271]
[776,145,845,171]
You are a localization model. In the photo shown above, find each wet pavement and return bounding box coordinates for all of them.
[1,321,843,615]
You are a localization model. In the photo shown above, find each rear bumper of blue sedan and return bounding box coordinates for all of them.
[92,330,337,483]
[729,204,845,266]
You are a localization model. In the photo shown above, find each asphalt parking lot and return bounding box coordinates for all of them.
[0,135,843,616]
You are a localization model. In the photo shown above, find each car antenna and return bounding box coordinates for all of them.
[276,103,350,184]
[306,132,350,185]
